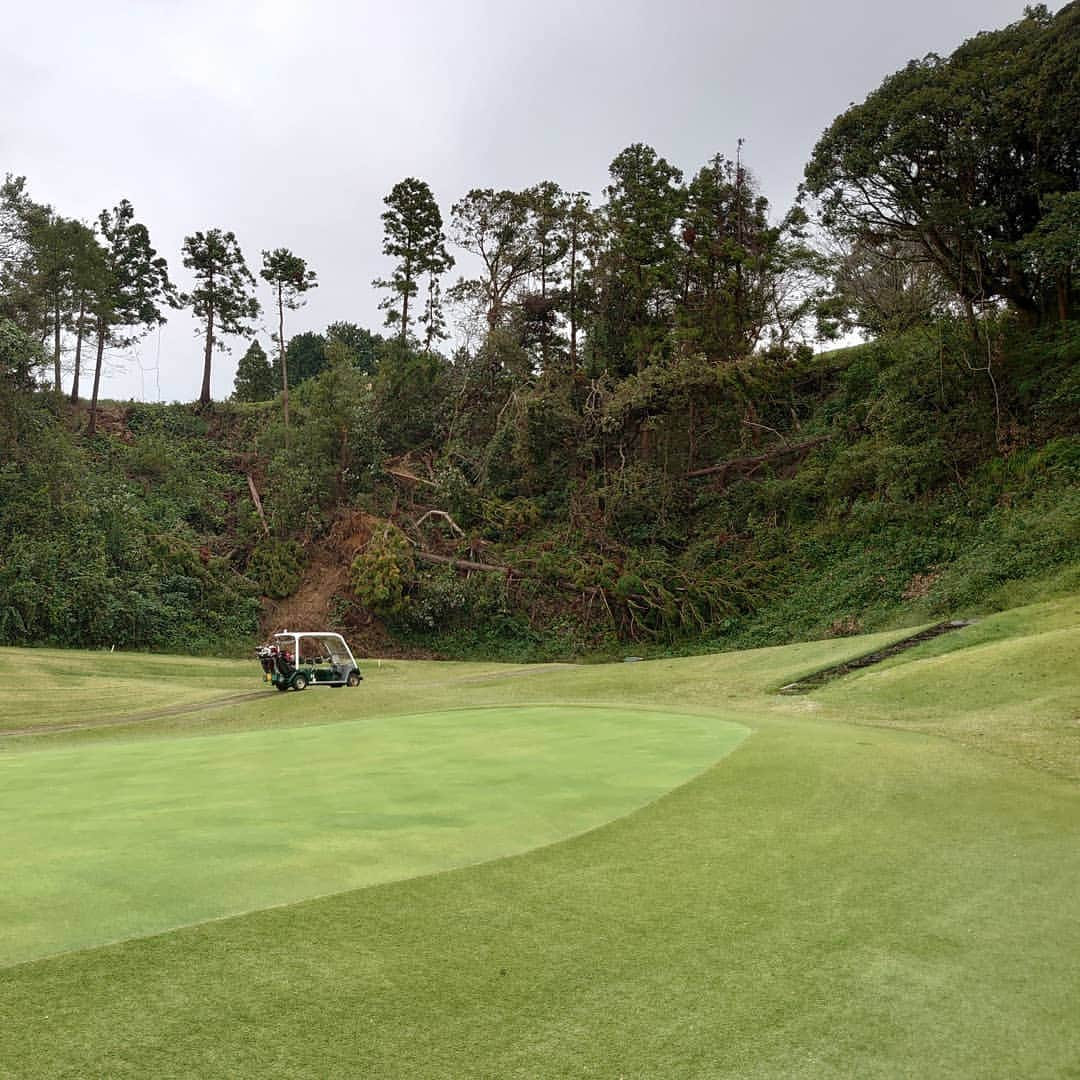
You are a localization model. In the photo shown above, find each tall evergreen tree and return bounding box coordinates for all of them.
[680,153,775,356]
[88,201,175,434]
[522,182,571,370]
[592,144,686,374]
[30,213,77,392]
[260,247,317,426]
[373,178,453,344]
[564,192,596,371]
[181,229,260,407]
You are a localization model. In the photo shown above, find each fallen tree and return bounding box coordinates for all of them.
[686,435,832,481]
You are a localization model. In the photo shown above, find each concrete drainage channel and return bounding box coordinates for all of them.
[776,620,973,695]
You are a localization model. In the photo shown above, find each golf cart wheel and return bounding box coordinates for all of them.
[291,673,309,691]
[346,671,362,687]
[274,682,289,692]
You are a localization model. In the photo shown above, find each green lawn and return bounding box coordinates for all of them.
[0,705,747,966]
[1,600,1077,1078]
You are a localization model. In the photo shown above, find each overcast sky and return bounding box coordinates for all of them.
[2,0,1055,402]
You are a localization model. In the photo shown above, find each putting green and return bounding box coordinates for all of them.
[0,704,748,966]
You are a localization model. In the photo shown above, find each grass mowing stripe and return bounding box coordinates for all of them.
[0,705,748,967]
[2,716,1076,1079]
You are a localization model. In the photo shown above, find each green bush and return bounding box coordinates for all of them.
[351,525,415,616]
[246,540,305,599]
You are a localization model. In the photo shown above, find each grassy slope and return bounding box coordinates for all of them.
[0,602,1077,1078]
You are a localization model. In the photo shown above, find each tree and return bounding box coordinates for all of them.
[520,182,571,371]
[277,331,328,389]
[66,222,106,403]
[817,234,950,338]
[563,192,596,371]
[591,144,686,374]
[373,178,453,345]
[88,201,175,434]
[374,341,447,453]
[232,339,275,401]
[181,230,259,407]
[326,321,383,374]
[448,189,534,331]
[1017,192,1079,322]
[0,176,50,335]
[679,153,821,356]
[419,274,448,354]
[29,213,77,392]
[290,349,383,502]
[804,3,1080,325]
[0,317,41,391]
[260,247,317,426]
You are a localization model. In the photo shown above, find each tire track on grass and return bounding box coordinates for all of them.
[0,664,577,738]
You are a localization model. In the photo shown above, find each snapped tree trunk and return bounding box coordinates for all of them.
[246,474,270,537]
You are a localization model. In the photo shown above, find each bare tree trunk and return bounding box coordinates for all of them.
[246,474,270,536]
[416,551,508,574]
[199,304,214,405]
[279,287,290,429]
[569,223,578,370]
[87,317,106,436]
[70,295,86,404]
[53,296,62,393]
[400,255,412,345]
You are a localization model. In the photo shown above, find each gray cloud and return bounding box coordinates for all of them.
[1,0,1051,401]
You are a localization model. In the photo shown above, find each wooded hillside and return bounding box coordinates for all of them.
[1,4,1077,658]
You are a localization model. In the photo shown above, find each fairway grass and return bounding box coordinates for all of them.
[1,599,1078,1077]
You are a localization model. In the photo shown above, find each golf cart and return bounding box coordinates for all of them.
[256,631,363,692]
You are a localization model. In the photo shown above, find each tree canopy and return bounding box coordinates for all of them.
[805,2,1079,323]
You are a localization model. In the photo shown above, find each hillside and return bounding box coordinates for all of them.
[1,317,1076,660]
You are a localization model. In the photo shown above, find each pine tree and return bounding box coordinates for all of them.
[373,179,453,344]
[88,201,175,433]
[260,247,317,426]
[181,229,260,407]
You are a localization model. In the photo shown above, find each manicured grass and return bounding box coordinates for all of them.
[0,601,1077,1078]
[0,648,253,730]
[0,705,747,966]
